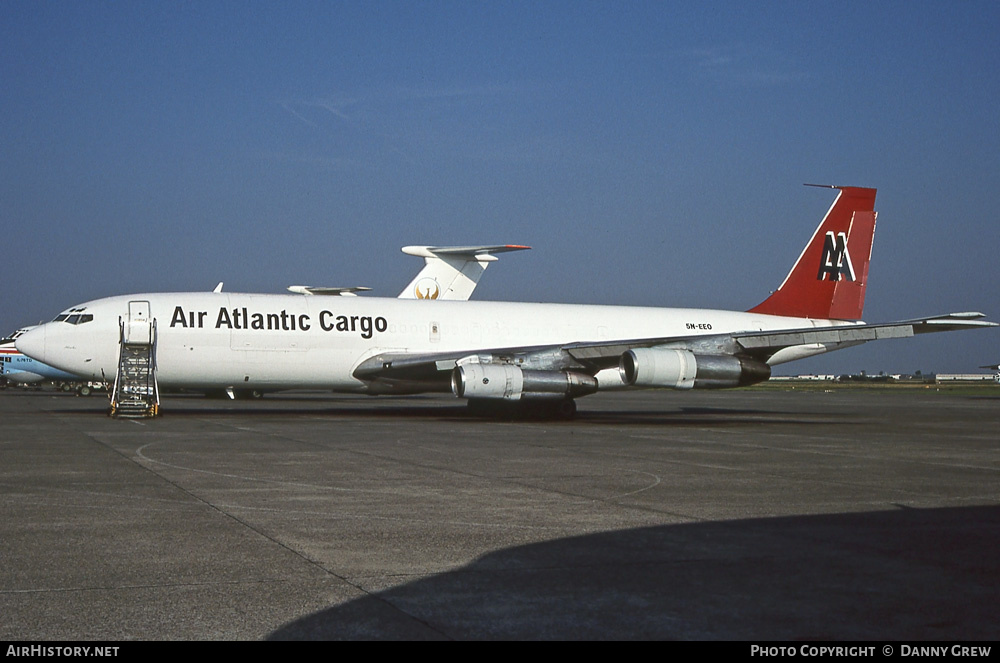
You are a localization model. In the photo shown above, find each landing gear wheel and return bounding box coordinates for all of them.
[553,398,577,419]
[233,389,264,400]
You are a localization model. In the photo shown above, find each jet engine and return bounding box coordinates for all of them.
[619,348,770,389]
[451,363,598,400]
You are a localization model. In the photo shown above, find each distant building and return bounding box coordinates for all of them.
[935,374,1000,383]
[770,375,837,381]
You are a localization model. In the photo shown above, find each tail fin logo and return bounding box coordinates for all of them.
[817,231,855,282]
[414,278,441,300]
[748,185,876,320]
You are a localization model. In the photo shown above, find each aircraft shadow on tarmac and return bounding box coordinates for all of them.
[268,504,1000,640]
[59,405,842,427]
[40,391,848,427]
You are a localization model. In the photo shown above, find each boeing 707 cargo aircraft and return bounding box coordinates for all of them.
[16,186,996,416]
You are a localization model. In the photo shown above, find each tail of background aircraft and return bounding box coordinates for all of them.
[748,185,877,320]
[398,245,530,300]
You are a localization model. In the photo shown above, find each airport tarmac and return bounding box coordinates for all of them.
[1,387,998,640]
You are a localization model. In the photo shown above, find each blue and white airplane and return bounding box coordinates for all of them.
[16,186,997,416]
[1,327,84,387]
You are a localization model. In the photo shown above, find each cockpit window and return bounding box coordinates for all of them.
[1,328,29,342]
[56,310,93,325]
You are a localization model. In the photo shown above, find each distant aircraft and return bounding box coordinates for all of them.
[219,244,530,398]
[288,244,530,300]
[396,245,531,300]
[16,186,997,416]
[1,327,85,389]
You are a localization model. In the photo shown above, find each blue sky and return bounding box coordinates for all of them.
[2,1,998,375]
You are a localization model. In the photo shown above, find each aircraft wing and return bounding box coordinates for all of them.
[353,312,997,391]
[733,312,998,360]
[567,312,997,368]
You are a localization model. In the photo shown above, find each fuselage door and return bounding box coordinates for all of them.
[126,300,152,345]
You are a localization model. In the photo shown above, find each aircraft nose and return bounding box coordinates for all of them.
[15,325,46,363]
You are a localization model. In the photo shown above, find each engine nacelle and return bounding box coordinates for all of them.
[619,349,770,390]
[452,363,598,400]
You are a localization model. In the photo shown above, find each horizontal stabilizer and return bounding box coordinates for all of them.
[287,285,373,297]
[401,244,530,259]
[899,312,996,331]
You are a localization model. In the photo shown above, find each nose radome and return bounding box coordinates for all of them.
[14,325,46,363]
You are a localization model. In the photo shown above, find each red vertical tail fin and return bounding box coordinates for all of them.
[749,185,877,320]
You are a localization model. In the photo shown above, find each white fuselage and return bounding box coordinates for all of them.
[16,292,845,392]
